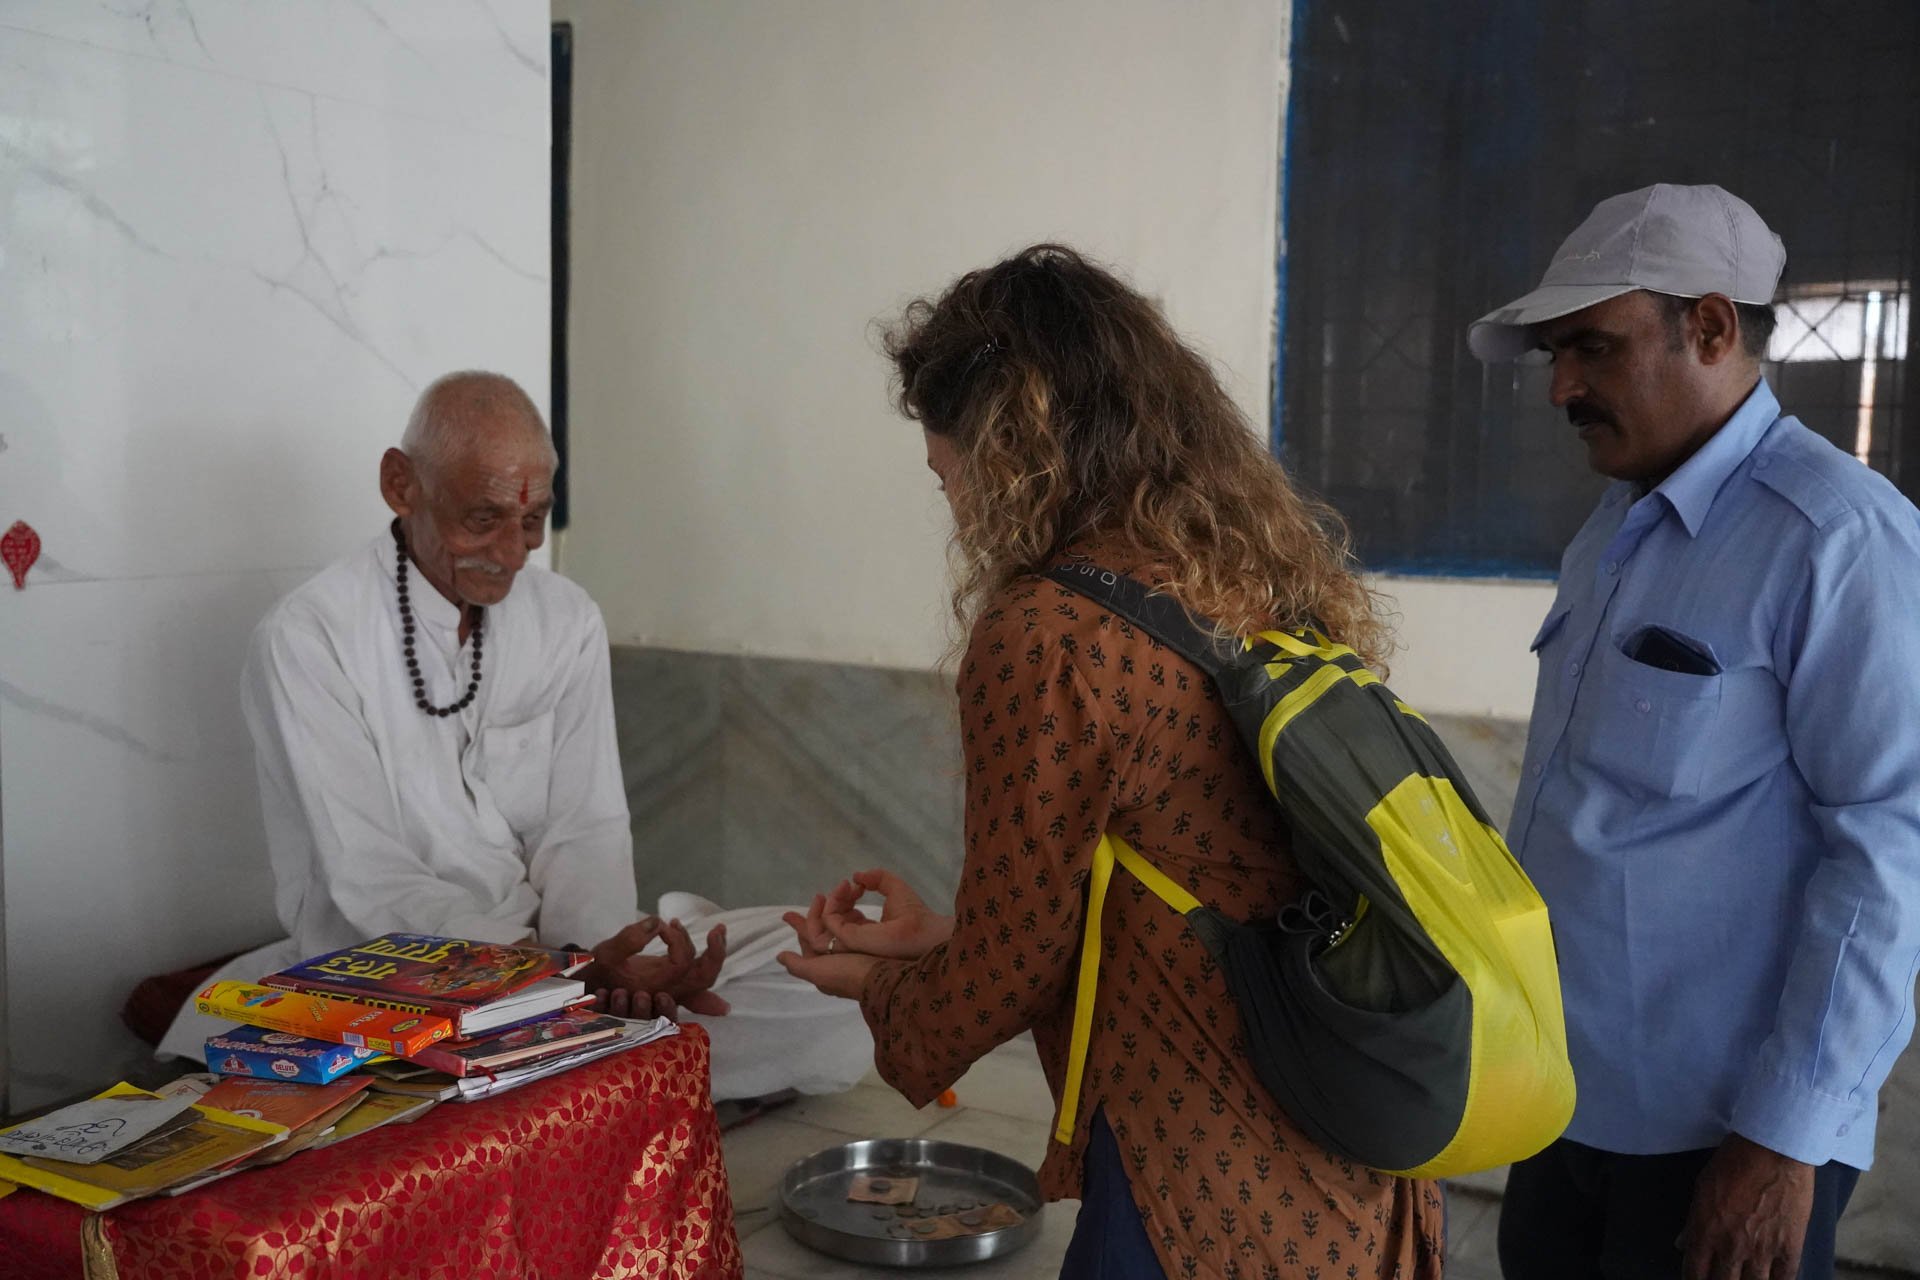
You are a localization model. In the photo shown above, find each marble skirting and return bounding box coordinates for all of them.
[610,642,1527,919]
[611,647,964,912]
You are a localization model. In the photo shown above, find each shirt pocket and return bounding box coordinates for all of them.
[1530,604,1571,657]
[1575,636,1722,801]
[479,712,555,837]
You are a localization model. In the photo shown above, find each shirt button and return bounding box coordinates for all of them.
[1605,561,1620,575]
[1837,1123,1850,1136]
[1635,698,1652,714]
[1568,661,1582,677]
[1530,762,1544,777]
[1756,455,1771,471]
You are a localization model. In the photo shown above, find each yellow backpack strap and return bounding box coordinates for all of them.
[1053,834,1203,1144]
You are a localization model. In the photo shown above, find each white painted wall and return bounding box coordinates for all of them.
[1371,576,1555,720]
[554,0,1550,722]
[554,0,1289,668]
[0,1,551,1109]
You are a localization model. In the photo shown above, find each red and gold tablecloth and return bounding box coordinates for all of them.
[0,1024,741,1280]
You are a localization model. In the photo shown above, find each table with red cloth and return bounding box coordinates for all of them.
[0,1024,741,1280]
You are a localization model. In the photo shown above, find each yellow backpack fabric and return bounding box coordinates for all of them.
[1046,564,1574,1178]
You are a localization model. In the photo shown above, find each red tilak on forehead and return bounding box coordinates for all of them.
[520,478,529,505]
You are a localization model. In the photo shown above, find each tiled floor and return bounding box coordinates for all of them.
[721,1038,1905,1278]
[722,1034,1511,1279]
[724,1034,1068,1279]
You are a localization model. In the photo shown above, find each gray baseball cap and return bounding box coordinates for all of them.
[1467,183,1785,361]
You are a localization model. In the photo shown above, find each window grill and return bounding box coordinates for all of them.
[1279,0,1920,575]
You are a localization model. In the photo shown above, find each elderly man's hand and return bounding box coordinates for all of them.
[1677,1133,1815,1280]
[584,916,730,1019]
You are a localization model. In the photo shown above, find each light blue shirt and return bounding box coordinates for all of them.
[1510,379,1920,1169]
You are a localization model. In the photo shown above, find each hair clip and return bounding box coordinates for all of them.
[960,339,1000,380]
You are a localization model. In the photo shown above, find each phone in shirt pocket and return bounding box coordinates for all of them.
[1576,627,1723,801]
[1623,625,1721,676]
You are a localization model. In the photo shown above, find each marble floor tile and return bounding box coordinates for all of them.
[1444,1163,1510,1199]
[724,1036,1070,1279]
[1445,1189,1502,1278]
[914,1106,1057,1176]
[722,1114,868,1237]
[782,1077,951,1140]
[739,1195,1079,1280]
[950,1036,1058,1126]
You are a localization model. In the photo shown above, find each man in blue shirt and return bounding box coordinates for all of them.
[1469,184,1920,1280]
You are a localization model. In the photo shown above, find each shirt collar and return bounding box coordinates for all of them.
[371,525,465,632]
[1641,378,1781,537]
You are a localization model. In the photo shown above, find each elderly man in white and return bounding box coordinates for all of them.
[159,371,871,1100]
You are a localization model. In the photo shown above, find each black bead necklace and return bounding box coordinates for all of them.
[393,523,483,717]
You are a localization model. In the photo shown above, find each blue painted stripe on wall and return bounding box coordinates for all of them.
[1270,0,1308,456]
[1368,557,1558,582]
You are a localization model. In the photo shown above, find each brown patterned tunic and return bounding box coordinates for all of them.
[859,556,1446,1280]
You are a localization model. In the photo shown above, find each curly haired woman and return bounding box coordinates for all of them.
[780,245,1445,1280]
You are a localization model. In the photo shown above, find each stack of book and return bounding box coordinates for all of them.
[0,1083,290,1209]
[0,934,677,1211]
[198,932,676,1105]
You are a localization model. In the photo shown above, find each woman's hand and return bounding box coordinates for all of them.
[816,869,955,960]
[583,916,730,1019]
[777,892,885,1000]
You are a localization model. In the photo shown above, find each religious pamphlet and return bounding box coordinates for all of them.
[308,1091,437,1148]
[451,1017,677,1102]
[0,1091,198,1164]
[0,1084,287,1210]
[195,1077,371,1135]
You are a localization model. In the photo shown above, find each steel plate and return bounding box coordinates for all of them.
[778,1138,1046,1267]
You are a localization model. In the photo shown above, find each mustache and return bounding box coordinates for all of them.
[1567,400,1615,429]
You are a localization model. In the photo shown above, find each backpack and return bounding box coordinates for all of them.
[1044,563,1575,1178]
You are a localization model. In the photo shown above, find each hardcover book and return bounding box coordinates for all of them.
[404,1009,628,1077]
[260,933,591,1036]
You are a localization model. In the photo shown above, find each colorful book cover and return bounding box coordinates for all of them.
[310,1091,435,1148]
[195,1077,371,1133]
[205,1025,380,1084]
[405,1009,628,1077]
[363,1071,461,1103]
[259,933,589,1019]
[0,1084,286,1211]
[195,981,453,1057]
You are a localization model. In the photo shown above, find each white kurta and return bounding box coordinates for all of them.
[159,533,871,1099]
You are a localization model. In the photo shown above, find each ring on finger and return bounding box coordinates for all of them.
[826,936,839,954]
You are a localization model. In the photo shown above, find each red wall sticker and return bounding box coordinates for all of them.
[3,520,41,589]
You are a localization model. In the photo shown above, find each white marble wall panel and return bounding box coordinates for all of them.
[0,24,549,583]
[0,2,549,1110]
[0,0,546,143]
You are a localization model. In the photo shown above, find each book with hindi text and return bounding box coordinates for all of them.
[0,1084,287,1210]
[260,933,592,1036]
